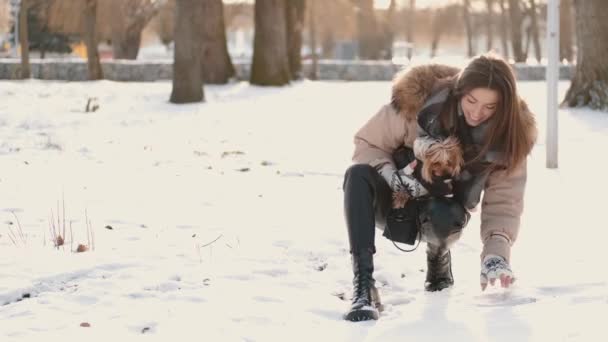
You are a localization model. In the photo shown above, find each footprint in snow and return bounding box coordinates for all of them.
[475,292,537,307]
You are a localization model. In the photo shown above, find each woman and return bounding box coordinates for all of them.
[342,54,537,322]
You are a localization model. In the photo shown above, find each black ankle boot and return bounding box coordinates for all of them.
[343,249,382,321]
[425,244,454,292]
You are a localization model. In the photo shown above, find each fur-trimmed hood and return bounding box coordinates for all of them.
[390,63,538,155]
[391,64,461,121]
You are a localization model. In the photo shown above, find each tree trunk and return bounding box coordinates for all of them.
[381,0,397,60]
[170,0,204,103]
[485,0,494,52]
[356,0,379,60]
[528,0,541,63]
[19,0,30,79]
[112,30,142,60]
[563,0,608,111]
[250,0,291,86]
[83,0,103,80]
[285,0,305,79]
[560,0,574,62]
[508,0,525,62]
[201,0,235,84]
[499,0,510,59]
[156,2,175,47]
[430,8,444,58]
[406,0,415,59]
[523,23,531,60]
[321,30,334,59]
[308,0,318,80]
[463,0,474,57]
[110,0,161,60]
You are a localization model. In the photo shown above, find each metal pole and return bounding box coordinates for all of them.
[546,0,560,169]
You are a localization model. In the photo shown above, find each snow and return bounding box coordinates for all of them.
[0,78,607,341]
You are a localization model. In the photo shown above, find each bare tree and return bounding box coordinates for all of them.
[110,0,162,60]
[286,0,305,79]
[508,0,525,62]
[563,0,608,111]
[527,0,541,62]
[84,0,103,80]
[320,30,334,59]
[485,0,494,52]
[356,0,379,59]
[154,1,174,49]
[406,0,415,59]
[170,0,204,103]
[250,0,291,86]
[44,0,103,79]
[379,0,397,59]
[463,0,474,57]
[560,0,574,62]
[498,0,510,58]
[19,0,30,79]
[0,1,8,34]
[308,0,318,79]
[430,8,444,58]
[312,0,356,58]
[224,1,250,26]
[303,0,356,59]
[201,0,235,84]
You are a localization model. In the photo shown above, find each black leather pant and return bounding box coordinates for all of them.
[343,164,470,254]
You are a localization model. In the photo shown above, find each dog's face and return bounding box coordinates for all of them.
[421,136,464,183]
[429,158,461,178]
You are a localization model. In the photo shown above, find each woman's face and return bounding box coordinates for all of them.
[460,87,500,127]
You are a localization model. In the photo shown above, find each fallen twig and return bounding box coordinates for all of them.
[199,234,223,248]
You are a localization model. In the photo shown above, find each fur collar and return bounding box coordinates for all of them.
[390,63,537,155]
[391,64,461,121]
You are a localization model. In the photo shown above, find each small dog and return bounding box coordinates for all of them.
[415,136,463,185]
[392,136,463,208]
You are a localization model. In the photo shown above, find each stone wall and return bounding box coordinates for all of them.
[0,58,575,82]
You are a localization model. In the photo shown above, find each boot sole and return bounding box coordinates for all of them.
[344,285,383,322]
[343,306,379,321]
[424,280,454,292]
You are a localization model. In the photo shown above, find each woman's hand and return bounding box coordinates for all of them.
[480,254,515,291]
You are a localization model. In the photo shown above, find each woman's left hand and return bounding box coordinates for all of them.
[480,254,515,291]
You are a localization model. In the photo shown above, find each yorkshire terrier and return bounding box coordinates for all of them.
[392,136,464,208]
[415,136,463,185]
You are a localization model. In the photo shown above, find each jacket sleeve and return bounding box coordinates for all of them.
[352,104,410,181]
[480,159,528,263]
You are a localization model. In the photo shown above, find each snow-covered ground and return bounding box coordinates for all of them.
[0,78,607,341]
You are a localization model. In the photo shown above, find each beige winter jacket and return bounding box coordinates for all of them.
[352,64,537,262]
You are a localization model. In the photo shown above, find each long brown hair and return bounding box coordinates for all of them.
[449,53,535,173]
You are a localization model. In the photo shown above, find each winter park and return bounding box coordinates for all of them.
[1,0,608,341]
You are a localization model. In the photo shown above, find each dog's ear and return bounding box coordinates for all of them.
[451,161,462,177]
[420,162,434,184]
[420,144,442,183]
[438,136,463,177]
[450,145,464,177]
